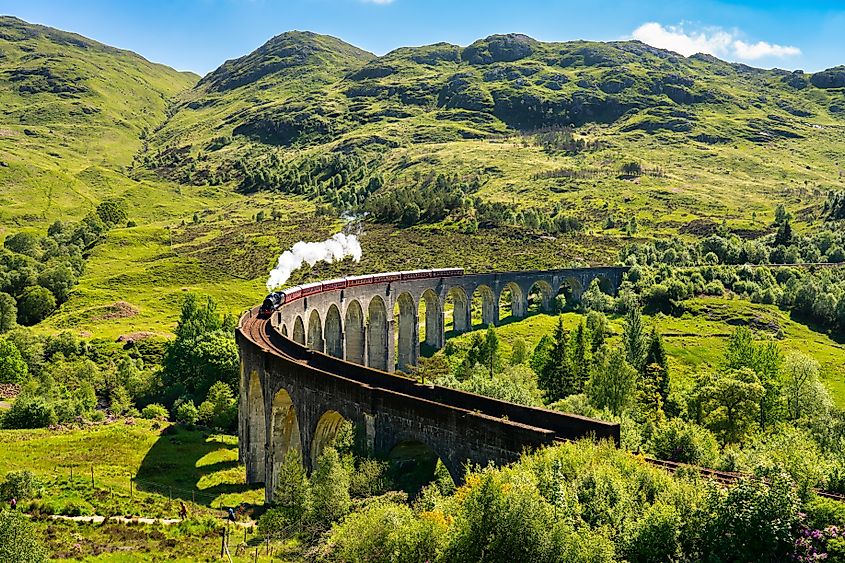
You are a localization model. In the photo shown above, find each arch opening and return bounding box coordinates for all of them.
[387,440,455,496]
[445,286,470,335]
[269,388,301,495]
[557,277,584,311]
[498,282,525,322]
[471,285,497,328]
[324,304,343,359]
[292,316,305,345]
[527,280,554,314]
[247,371,266,483]
[345,300,365,365]
[394,292,417,372]
[307,309,324,352]
[419,289,443,356]
[311,410,351,467]
[367,296,389,371]
[596,275,616,296]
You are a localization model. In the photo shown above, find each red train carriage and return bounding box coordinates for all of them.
[285,286,303,301]
[300,282,323,297]
[321,278,348,291]
[371,271,402,284]
[345,274,374,287]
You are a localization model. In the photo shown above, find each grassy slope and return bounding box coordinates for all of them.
[0,16,198,231]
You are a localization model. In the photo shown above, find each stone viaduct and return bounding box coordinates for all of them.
[238,267,626,502]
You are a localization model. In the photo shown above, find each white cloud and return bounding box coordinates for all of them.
[632,22,800,61]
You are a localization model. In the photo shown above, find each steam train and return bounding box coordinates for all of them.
[258,268,464,318]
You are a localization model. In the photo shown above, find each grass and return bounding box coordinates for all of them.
[0,420,263,518]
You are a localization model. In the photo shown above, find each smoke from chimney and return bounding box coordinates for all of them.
[266,233,362,291]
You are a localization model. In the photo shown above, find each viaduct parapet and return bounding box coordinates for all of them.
[238,266,626,503]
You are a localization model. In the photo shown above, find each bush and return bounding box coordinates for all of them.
[350,458,391,498]
[1,470,41,499]
[623,502,682,563]
[319,501,447,563]
[0,510,47,562]
[141,403,169,420]
[2,396,57,429]
[174,400,199,425]
[647,419,720,467]
[309,447,350,528]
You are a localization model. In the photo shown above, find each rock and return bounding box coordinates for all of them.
[811,66,845,89]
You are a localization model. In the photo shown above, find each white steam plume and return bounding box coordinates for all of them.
[266,233,362,291]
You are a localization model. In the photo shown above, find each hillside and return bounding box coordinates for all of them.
[0,21,845,339]
[0,16,198,229]
[147,32,845,240]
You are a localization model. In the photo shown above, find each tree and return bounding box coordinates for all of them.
[582,279,614,312]
[623,305,648,373]
[644,329,670,403]
[723,327,782,430]
[783,352,829,420]
[36,264,76,303]
[570,320,591,393]
[0,510,47,563]
[586,346,638,418]
[203,381,237,430]
[510,337,528,365]
[586,310,609,352]
[482,325,500,378]
[17,286,56,325]
[309,447,351,527]
[96,200,128,227]
[539,317,573,401]
[174,400,199,425]
[272,449,311,526]
[0,292,16,333]
[529,335,553,376]
[0,339,28,384]
[774,219,793,247]
[697,368,764,443]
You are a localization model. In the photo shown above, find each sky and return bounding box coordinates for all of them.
[1,0,844,75]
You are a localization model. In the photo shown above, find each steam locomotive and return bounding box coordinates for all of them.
[258,268,464,318]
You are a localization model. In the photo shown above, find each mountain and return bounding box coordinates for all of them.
[0,16,198,227]
[146,32,845,239]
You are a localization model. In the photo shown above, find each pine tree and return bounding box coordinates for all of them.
[623,305,648,373]
[483,324,500,378]
[273,449,311,526]
[644,329,670,403]
[539,317,573,400]
[570,320,591,393]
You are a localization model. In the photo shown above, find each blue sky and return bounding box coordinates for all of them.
[1,0,843,75]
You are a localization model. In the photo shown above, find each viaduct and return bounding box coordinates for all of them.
[238,267,626,502]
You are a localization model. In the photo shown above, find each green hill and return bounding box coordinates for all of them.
[0,16,198,229]
[146,32,845,240]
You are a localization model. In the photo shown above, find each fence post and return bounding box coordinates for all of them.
[91,465,94,489]
[130,477,133,501]
[220,529,225,558]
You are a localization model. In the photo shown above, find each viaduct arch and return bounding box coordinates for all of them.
[238,266,625,502]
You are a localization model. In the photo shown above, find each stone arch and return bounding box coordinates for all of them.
[595,274,616,296]
[558,276,584,309]
[268,388,301,498]
[528,280,554,313]
[420,289,444,351]
[246,371,265,484]
[498,282,526,321]
[471,285,497,327]
[324,304,343,359]
[345,300,365,365]
[367,296,389,371]
[394,292,418,372]
[307,309,324,352]
[292,316,305,345]
[388,439,455,496]
[445,286,470,334]
[311,410,348,467]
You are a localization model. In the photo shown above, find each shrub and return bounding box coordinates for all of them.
[319,501,447,563]
[309,447,350,528]
[623,502,682,563]
[647,419,720,467]
[0,510,47,562]
[141,403,169,420]
[1,470,41,499]
[174,400,199,425]
[2,396,57,429]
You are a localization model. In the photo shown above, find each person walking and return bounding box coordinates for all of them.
[10,497,17,510]
[179,501,188,520]
[227,507,236,524]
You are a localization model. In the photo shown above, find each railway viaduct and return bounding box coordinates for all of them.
[238,267,626,502]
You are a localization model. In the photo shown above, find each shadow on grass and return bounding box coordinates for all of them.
[136,425,260,507]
